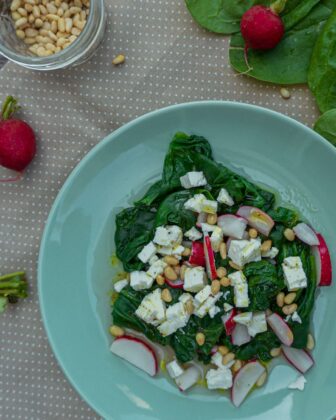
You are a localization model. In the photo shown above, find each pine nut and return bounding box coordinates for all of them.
[74,0,82,6]
[74,19,85,29]
[15,17,28,27]
[232,359,242,373]
[156,274,165,286]
[284,228,295,241]
[46,13,59,20]
[16,29,26,39]
[18,7,28,16]
[46,2,57,13]
[29,44,39,53]
[270,347,281,357]
[54,0,61,6]
[80,9,86,20]
[32,5,40,16]
[39,4,47,14]
[306,333,315,350]
[207,214,217,225]
[282,303,298,315]
[25,0,36,5]
[280,88,291,99]
[71,27,80,36]
[211,279,220,295]
[10,0,21,12]
[57,17,65,31]
[47,30,57,41]
[69,6,81,14]
[222,352,235,365]
[164,266,177,281]
[109,325,124,337]
[25,3,33,12]
[196,332,205,346]
[56,36,67,46]
[25,27,38,37]
[61,2,68,11]
[12,11,22,20]
[39,28,49,35]
[57,7,63,16]
[112,54,125,65]
[23,36,37,44]
[63,9,70,17]
[185,299,194,314]
[261,240,272,253]
[218,345,229,356]
[220,242,227,260]
[163,256,179,266]
[161,288,172,303]
[46,42,56,51]
[276,292,285,307]
[34,18,43,27]
[50,20,58,32]
[182,247,191,257]
[229,260,242,270]
[284,292,296,305]
[256,371,267,387]
[36,45,47,56]
[55,46,61,52]
[248,228,258,239]
[173,265,180,276]
[28,13,35,23]
[180,265,187,281]
[220,276,231,287]
[216,266,227,278]
[64,16,72,32]
[42,21,51,29]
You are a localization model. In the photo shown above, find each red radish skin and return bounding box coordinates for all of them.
[217,214,247,239]
[222,308,237,336]
[0,96,36,182]
[282,346,314,374]
[204,234,217,279]
[110,335,158,376]
[231,324,251,346]
[237,206,275,236]
[313,233,332,286]
[267,313,294,346]
[189,241,206,266]
[241,6,284,50]
[165,277,184,289]
[293,223,319,246]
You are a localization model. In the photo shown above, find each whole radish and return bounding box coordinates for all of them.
[0,96,36,182]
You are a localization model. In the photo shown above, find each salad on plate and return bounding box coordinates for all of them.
[109,133,332,407]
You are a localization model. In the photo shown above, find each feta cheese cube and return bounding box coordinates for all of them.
[178,293,193,304]
[166,302,187,321]
[209,305,221,318]
[184,226,203,241]
[282,257,307,291]
[194,285,212,306]
[206,367,233,390]
[135,288,166,326]
[210,227,223,252]
[262,246,279,259]
[200,199,218,215]
[228,238,261,267]
[166,360,184,379]
[137,241,157,263]
[149,255,159,265]
[183,267,207,292]
[288,375,306,391]
[113,279,128,293]
[211,352,224,368]
[248,312,267,337]
[180,171,207,189]
[158,302,190,336]
[228,271,249,308]
[200,223,216,233]
[217,188,234,206]
[291,311,302,324]
[233,312,252,326]
[153,225,183,247]
[158,319,186,336]
[157,245,185,256]
[223,302,233,312]
[147,259,167,278]
[184,193,207,213]
[194,292,223,318]
[130,271,154,291]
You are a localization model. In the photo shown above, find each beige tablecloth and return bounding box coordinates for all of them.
[0,0,320,418]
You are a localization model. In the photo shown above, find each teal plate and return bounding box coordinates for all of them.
[38,102,336,420]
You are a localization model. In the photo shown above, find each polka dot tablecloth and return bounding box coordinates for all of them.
[0,0,321,418]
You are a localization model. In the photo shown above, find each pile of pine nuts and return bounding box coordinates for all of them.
[10,0,90,57]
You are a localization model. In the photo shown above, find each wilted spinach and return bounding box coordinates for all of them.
[268,206,299,228]
[314,109,336,146]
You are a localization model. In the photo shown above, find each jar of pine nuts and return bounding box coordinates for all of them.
[0,0,106,70]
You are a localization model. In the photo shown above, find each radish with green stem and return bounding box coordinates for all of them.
[0,96,36,182]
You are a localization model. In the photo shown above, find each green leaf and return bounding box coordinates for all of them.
[236,331,281,361]
[115,206,156,271]
[268,206,300,227]
[314,108,336,145]
[0,296,8,313]
[282,0,321,30]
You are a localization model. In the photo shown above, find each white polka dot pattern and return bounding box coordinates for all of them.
[0,0,320,418]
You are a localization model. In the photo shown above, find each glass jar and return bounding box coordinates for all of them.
[0,0,106,70]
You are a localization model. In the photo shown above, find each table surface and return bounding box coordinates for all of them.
[0,1,321,419]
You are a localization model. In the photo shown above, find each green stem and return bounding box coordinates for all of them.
[0,271,25,281]
[270,0,288,14]
[1,96,20,120]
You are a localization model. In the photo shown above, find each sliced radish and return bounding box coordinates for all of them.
[267,313,293,346]
[222,308,238,336]
[204,234,217,279]
[231,361,265,407]
[237,206,274,237]
[226,237,232,253]
[293,223,319,246]
[196,212,207,227]
[312,233,332,286]
[165,277,184,289]
[231,324,251,346]
[189,241,205,266]
[217,214,247,239]
[175,365,200,391]
[211,345,218,355]
[110,335,158,376]
[282,346,314,374]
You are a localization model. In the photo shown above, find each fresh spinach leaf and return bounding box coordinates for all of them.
[115,206,156,271]
[282,0,321,30]
[314,108,336,145]
[236,331,281,361]
[268,206,299,228]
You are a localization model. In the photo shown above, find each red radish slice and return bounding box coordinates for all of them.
[312,233,332,286]
[204,234,217,279]
[237,206,274,236]
[282,346,314,374]
[267,313,293,346]
[231,361,265,407]
[196,212,207,227]
[189,241,205,266]
[175,365,200,391]
[110,335,158,376]
[293,223,319,246]
[222,308,237,336]
[165,277,184,289]
[217,214,247,239]
[231,324,251,346]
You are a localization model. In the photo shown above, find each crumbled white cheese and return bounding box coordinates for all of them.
[233,312,252,326]
[228,238,261,267]
[288,375,307,391]
[228,271,249,308]
[183,266,207,293]
[147,259,167,278]
[200,223,217,233]
[157,244,185,256]
[158,302,190,336]
[248,312,267,337]
[194,285,212,306]
[262,246,279,259]
[180,171,207,189]
[223,291,230,300]
[184,193,207,213]
[206,367,233,390]
[149,255,159,265]
[223,302,233,312]
[166,360,184,379]
[130,271,155,290]
[178,293,193,305]
[153,225,183,247]
[291,311,302,324]
[211,352,224,368]
[209,305,221,318]
[200,199,218,214]
[217,188,234,206]
[194,292,223,318]
[282,256,307,291]
[135,288,166,326]
[137,241,157,263]
[113,279,128,293]
[184,226,202,241]
[210,226,223,252]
